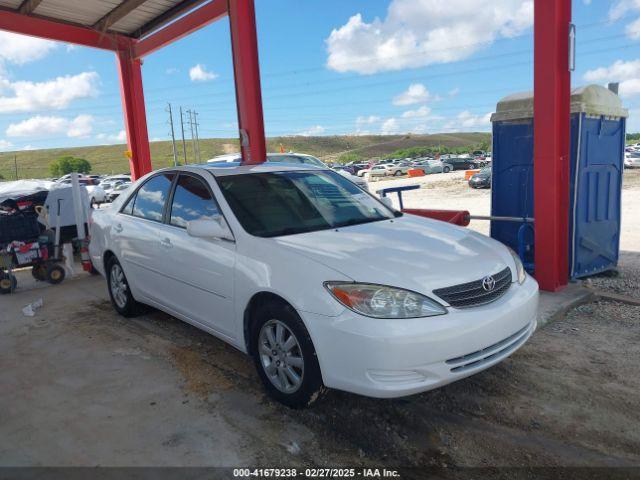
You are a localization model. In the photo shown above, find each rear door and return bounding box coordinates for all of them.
[115,172,175,303]
[154,172,237,338]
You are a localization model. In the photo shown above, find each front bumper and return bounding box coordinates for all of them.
[301,275,539,398]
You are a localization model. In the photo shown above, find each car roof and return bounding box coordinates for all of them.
[181,162,326,177]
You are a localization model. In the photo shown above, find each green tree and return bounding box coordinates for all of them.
[49,156,92,177]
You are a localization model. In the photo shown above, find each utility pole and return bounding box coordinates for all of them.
[187,109,197,164]
[166,103,178,166]
[179,106,188,165]
[14,155,18,180]
[193,110,201,163]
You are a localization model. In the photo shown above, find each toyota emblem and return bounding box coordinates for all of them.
[482,275,496,292]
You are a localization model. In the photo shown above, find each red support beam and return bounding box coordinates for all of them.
[533,0,572,291]
[117,49,152,180]
[228,0,266,165]
[0,7,130,51]
[132,0,228,59]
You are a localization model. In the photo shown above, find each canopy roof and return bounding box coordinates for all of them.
[0,0,207,38]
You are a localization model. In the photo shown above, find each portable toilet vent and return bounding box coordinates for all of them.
[490,85,628,279]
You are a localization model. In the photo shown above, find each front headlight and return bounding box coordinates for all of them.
[508,247,526,285]
[324,282,447,319]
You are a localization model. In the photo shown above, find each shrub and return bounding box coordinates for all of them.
[49,156,92,177]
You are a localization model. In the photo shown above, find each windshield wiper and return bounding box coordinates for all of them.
[334,217,386,229]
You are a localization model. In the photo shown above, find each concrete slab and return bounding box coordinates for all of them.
[537,282,595,328]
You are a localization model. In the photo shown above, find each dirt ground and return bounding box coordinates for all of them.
[1,170,639,476]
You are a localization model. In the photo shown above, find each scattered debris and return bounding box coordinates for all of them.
[22,298,43,317]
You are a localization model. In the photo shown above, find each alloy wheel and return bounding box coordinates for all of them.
[110,263,128,309]
[258,319,304,393]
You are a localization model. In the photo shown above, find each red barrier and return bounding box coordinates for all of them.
[402,208,470,227]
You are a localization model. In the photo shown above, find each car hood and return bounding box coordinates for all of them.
[273,214,514,299]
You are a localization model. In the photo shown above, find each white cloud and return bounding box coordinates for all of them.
[189,64,218,82]
[381,118,399,134]
[393,83,434,106]
[609,0,640,38]
[97,130,127,144]
[454,110,492,129]
[0,72,99,113]
[0,139,12,150]
[165,67,179,75]
[449,87,460,97]
[402,105,431,118]
[297,125,326,136]
[584,59,640,97]
[0,32,58,65]
[356,115,381,125]
[6,115,94,138]
[325,0,533,74]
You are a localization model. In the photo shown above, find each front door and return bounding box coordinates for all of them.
[155,173,237,339]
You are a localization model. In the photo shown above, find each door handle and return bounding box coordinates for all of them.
[160,238,172,248]
[114,223,123,233]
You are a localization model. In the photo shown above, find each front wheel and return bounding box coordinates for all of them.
[250,301,325,408]
[393,170,402,176]
[443,166,451,173]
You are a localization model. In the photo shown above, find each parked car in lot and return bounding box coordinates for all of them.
[89,163,538,408]
[446,157,481,171]
[368,163,411,178]
[624,152,640,168]
[106,182,131,202]
[56,176,106,205]
[469,166,492,189]
[412,159,451,174]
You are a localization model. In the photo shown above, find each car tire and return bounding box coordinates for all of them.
[46,264,66,284]
[393,170,402,176]
[469,163,477,169]
[250,300,325,408]
[106,256,143,317]
[443,166,451,173]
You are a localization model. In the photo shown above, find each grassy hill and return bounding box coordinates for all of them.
[0,132,490,180]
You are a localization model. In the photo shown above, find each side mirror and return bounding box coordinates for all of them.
[380,196,393,209]
[186,218,234,241]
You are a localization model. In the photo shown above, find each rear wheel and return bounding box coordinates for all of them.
[393,170,402,176]
[46,264,66,284]
[106,256,143,317]
[0,272,17,294]
[443,166,451,173]
[250,301,325,408]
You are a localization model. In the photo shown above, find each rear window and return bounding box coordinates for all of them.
[130,173,174,222]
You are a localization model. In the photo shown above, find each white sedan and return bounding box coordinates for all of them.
[89,163,538,408]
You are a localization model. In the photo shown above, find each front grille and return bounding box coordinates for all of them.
[433,267,512,308]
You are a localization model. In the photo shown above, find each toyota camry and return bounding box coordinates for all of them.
[89,163,538,408]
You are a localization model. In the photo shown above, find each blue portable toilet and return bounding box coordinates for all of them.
[490,85,628,279]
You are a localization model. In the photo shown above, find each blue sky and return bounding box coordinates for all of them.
[0,0,639,153]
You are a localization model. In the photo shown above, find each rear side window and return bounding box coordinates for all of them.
[169,175,221,228]
[131,173,174,222]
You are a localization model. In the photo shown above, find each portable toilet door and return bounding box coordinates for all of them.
[569,86,628,278]
[490,85,628,279]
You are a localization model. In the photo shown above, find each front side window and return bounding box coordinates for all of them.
[170,175,221,228]
[217,170,394,237]
[131,173,174,222]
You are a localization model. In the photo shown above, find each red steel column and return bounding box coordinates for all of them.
[117,47,153,180]
[533,0,572,292]
[228,0,267,165]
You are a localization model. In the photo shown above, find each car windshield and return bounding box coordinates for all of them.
[217,170,394,237]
